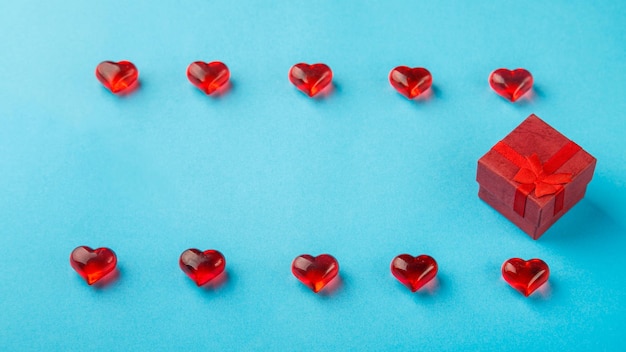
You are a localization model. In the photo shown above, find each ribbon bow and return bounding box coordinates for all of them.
[492,141,581,217]
[512,153,573,198]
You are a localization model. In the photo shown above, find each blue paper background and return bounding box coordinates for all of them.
[1,1,625,351]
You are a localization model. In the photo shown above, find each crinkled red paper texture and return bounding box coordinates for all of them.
[476,114,596,239]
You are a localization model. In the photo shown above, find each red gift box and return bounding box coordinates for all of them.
[476,114,596,239]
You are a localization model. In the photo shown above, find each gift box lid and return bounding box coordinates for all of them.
[477,114,596,227]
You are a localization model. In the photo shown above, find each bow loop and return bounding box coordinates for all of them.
[541,173,572,185]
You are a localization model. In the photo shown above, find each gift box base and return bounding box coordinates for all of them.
[478,185,587,240]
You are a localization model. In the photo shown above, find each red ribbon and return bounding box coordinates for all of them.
[492,141,581,217]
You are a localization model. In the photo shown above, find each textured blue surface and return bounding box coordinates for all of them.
[1,1,625,351]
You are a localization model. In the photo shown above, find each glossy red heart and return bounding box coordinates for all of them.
[95,60,139,94]
[292,254,339,293]
[391,254,438,292]
[179,249,226,286]
[502,258,549,296]
[70,246,117,285]
[186,61,230,95]
[489,68,533,102]
[288,63,333,97]
[389,66,432,99]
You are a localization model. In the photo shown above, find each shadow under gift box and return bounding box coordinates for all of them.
[477,114,596,240]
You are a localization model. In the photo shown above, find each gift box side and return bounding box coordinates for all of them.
[478,184,588,239]
[477,154,543,226]
[478,185,538,237]
[534,154,596,227]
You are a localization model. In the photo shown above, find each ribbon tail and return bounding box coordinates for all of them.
[554,187,565,215]
[514,184,535,217]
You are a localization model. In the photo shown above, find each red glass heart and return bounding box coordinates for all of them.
[288,63,333,97]
[389,66,432,99]
[489,68,533,102]
[179,249,226,286]
[390,254,438,292]
[70,246,117,285]
[95,60,139,94]
[502,258,549,296]
[291,254,339,293]
[186,61,230,95]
